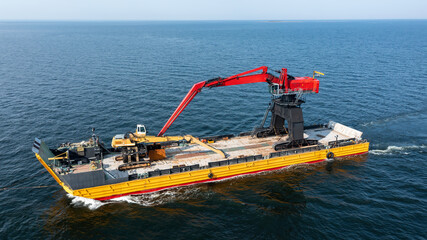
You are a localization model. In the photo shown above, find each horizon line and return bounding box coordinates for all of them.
[0,18,426,22]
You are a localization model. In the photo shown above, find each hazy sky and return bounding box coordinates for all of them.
[0,0,426,20]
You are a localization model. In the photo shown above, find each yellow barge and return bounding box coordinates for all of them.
[33,121,369,201]
[32,66,369,201]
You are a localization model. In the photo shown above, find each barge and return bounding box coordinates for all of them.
[33,66,369,201]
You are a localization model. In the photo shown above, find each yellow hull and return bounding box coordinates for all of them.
[38,142,369,201]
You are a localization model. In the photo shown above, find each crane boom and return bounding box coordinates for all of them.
[158,66,319,136]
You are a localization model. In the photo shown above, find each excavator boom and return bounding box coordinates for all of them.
[158,66,319,136]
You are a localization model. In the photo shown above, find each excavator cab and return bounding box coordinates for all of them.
[136,124,147,137]
[269,83,282,96]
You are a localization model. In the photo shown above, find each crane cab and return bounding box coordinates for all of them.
[269,83,282,96]
[135,124,147,137]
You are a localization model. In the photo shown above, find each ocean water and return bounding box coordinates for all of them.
[0,20,426,239]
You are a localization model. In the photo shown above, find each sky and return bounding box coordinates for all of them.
[0,0,426,21]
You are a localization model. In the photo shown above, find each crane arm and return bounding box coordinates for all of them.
[157,66,319,136]
[157,66,276,136]
[156,81,206,137]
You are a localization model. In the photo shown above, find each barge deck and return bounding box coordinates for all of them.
[33,121,369,201]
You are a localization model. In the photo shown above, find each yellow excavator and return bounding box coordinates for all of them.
[111,124,227,159]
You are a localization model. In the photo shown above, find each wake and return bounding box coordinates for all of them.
[369,145,426,155]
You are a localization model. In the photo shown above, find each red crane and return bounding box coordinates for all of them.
[158,66,319,137]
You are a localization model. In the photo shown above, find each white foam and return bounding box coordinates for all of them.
[68,194,107,210]
[369,145,426,155]
[67,186,204,209]
[119,186,204,206]
[109,195,139,204]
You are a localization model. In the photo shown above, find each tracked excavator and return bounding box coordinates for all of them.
[111,66,322,170]
[111,124,227,171]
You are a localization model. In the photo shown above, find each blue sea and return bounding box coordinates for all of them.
[0,20,426,239]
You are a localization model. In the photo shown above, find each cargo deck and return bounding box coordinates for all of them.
[102,123,359,179]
